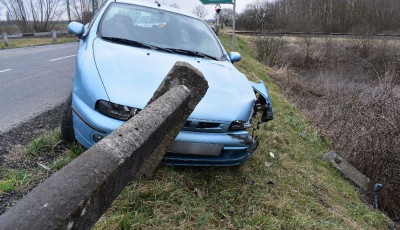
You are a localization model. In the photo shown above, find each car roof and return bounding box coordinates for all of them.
[114,0,199,19]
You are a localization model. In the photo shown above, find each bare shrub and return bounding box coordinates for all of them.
[352,36,376,59]
[269,36,400,218]
[320,76,400,218]
[251,35,285,67]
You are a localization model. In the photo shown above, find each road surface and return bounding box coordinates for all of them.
[0,42,78,133]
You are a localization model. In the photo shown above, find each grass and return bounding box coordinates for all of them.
[25,128,62,156]
[1,33,390,228]
[0,169,32,194]
[50,144,85,170]
[91,34,389,229]
[0,36,77,49]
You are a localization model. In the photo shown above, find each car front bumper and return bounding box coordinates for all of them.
[72,93,258,166]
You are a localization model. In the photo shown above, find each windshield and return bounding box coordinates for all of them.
[99,2,223,60]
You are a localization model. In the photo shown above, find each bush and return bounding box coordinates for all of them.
[251,35,285,67]
[266,35,400,218]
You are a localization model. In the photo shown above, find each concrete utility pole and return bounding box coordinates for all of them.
[3,33,9,48]
[52,30,57,44]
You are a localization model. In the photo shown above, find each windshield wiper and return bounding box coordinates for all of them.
[101,36,174,53]
[168,49,218,60]
[102,36,152,49]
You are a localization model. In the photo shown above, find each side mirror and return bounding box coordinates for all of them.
[229,52,241,63]
[68,22,85,37]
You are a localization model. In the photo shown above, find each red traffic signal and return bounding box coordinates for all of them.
[215,4,221,14]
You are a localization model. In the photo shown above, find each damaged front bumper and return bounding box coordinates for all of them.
[72,93,260,166]
[163,130,259,166]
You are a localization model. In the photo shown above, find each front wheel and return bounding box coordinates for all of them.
[61,93,75,143]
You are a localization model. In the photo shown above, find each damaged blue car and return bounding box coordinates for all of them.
[62,0,273,166]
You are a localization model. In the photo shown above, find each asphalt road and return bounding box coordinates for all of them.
[0,42,78,133]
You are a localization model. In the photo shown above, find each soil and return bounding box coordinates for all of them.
[0,103,65,214]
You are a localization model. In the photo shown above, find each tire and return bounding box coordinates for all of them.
[61,93,75,143]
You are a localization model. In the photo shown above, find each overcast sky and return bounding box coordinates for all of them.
[0,0,255,21]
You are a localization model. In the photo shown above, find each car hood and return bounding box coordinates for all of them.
[93,38,255,122]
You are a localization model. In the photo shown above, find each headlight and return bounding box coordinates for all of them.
[229,120,252,131]
[95,100,140,121]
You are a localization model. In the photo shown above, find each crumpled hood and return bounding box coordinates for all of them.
[93,38,256,122]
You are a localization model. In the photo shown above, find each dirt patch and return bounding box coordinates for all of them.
[0,190,25,213]
[0,103,65,214]
[0,104,64,165]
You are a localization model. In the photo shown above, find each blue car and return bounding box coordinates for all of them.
[62,0,273,166]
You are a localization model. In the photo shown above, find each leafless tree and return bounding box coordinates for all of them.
[192,5,208,19]
[28,0,64,32]
[0,0,31,32]
[70,0,91,23]
[237,0,400,34]
[248,0,270,31]
[0,0,64,32]
[69,0,105,24]
[219,8,233,26]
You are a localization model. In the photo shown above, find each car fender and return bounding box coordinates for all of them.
[251,80,274,122]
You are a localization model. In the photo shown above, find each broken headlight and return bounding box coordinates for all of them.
[95,100,140,121]
[229,120,252,131]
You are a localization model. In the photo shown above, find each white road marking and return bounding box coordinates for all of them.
[49,55,76,62]
[0,69,12,73]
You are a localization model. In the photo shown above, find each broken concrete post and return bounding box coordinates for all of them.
[3,33,9,47]
[322,151,371,191]
[0,62,208,230]
[51,30,57,43]
[138,61,209,177]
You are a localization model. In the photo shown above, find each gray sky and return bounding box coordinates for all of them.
[0,0,255,21]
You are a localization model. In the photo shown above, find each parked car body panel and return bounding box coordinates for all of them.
[92,38,255,122]
[67,0,274,166]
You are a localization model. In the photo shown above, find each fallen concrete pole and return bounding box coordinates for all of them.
[0,62,208,230]
[138,61,209,177]
[322,151,371,191]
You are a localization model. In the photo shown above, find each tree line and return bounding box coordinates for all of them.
[236,0,400,34]
[0,0,106,33]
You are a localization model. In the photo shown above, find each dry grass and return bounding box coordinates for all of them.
[258,35,400,218]
[0,36,77,49]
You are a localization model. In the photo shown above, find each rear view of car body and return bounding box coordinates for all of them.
[67,0,274,166]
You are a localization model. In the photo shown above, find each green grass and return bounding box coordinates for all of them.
[25,128,62,156]
[0,36,77,49]
[0,169,32,194]
[91,34,390,229]
[50,144,85,170]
